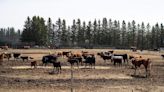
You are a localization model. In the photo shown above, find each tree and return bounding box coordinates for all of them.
[47,18,54,46]
[76,19,83,46]
[61,19,68,46]
[160,23,164,47]
[21,16,48,46]
[55,18,62,46]
[93,19,98,45]
[131,20,137,46]
[21,16,32,43]
[145,23,151,49]
[71,19,77,46]
[121,20,127,48]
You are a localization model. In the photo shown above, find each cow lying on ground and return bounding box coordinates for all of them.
[131,58,151,77]
[84,55,96,69]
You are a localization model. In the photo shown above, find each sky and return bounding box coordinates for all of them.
[0,0,164,30]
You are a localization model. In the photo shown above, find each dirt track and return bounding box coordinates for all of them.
[0,49,164,92]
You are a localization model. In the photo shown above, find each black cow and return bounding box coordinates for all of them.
[52,62,61,73]
[114,54,128,63]
[31,61,37,68]
[84,55,96,69]
[42,55,58,66]
[13,53,21,60]
[161,55,164,59]
[67,58,79,68]
[101,55,112,63]
[20,56,29,61]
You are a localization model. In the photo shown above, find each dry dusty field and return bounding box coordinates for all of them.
[0,49,164,92]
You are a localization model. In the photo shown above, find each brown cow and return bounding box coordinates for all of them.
[31,61,37,68]
[131,58,151,77]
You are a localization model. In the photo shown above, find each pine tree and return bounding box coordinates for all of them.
[61,19,67,46]
[121,20,127,48]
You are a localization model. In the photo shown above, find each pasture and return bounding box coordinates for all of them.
[0,49,164,92]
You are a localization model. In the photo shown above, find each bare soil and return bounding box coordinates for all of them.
[0,49,164,92]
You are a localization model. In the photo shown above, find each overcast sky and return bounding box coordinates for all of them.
[0,0,164,30]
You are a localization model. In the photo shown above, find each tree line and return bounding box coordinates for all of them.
[1,16,164,49]
[0,27,21,47]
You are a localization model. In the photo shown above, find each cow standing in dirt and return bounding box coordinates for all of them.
[84,55,96,69]
[131,58,151,77]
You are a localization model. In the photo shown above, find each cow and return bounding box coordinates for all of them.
[13,53,21,60]
[161,55,164,59]
[111,56,123,66]
[84,55,96,69]
[52,62,61,73]
[108,50,114,54]
[113,54,128,63]
[62,51,71,57]
[20,56,29,61]
[82,51,94,59]
[31,61,37,68]
[101,55,112,62]
[67,56,79,68]
[97,52,112,62]
[131,58,151,77]
[4,53,12,61]
[42,55,58,66]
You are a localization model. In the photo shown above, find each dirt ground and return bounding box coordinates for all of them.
[0,49,164,92]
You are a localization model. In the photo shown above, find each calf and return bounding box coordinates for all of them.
[20,56,29,61]
[31,61,37,68]
[52,62,61,73]
[13,53,21,60]
[131,58,151,77]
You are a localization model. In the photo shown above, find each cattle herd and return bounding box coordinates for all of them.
[0,50,164,78]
